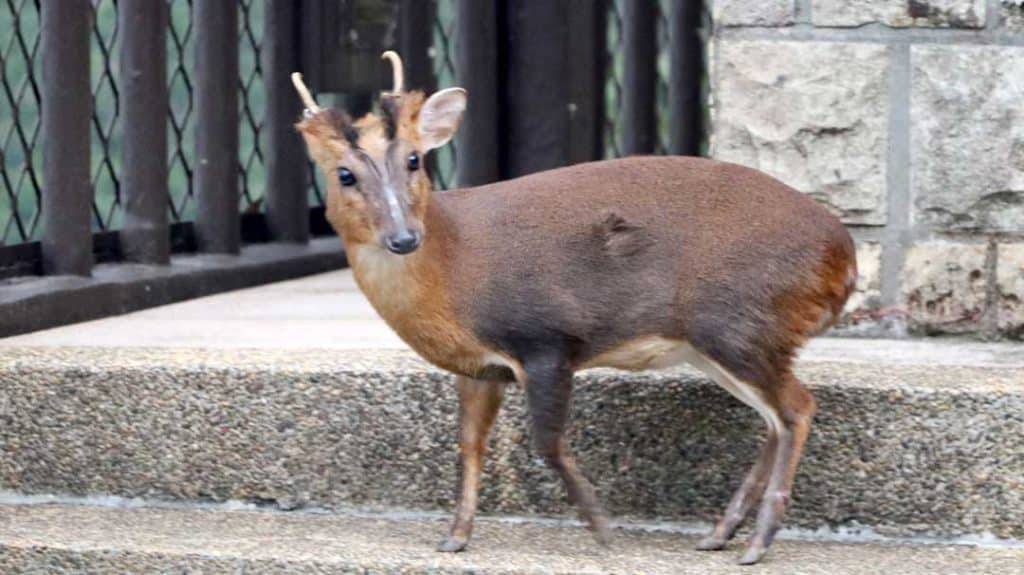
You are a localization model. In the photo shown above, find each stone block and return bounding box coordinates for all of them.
[901,242,988,334]
[996,244,1024,337]
[713,41,890,225]
[1002,0,1024,31]
[911,45,1024,233]
[713,0,794,27]
[1,346,1023,540]
[812,0,985,28]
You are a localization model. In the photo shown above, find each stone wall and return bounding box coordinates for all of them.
[709,0,1024,339]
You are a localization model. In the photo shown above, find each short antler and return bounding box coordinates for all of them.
[381,50,404,95]
[290,72,322,115]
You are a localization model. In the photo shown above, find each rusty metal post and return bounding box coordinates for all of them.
[455,0,499,186]
[194,0,240,253]
[41,0,93,276]
[399,0,436,93]
[120,0,170,263]
[668,0,703,156]
[567,0,606,165]
[504,0,572,177]
[264,0,308,243]
[621,0,657,155]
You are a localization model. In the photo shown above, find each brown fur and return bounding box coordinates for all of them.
[345,226,508,380]
[439,376,506,551]
[297,94,856,565]
[425,157,856,383]
[297,98,511,381]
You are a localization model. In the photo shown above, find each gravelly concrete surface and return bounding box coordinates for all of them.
[2,270,1022,367]
[0,346,1021,540]
[1,269,1022,547]
[0,503,1020,575]
[0,270,405,350]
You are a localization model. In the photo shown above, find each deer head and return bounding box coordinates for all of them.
[293,52,466,255]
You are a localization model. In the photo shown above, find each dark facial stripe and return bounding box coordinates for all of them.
[352,148,382,178]
[323,108,360,145]
[341,124,360,146]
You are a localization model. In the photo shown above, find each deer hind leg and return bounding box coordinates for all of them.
[738,373,815,565]
[695,427,777,551]
[687,354,814,564]
[524,354,612,545]
[438,376,506,553]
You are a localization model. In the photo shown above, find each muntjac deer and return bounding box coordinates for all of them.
[292,52,856,565]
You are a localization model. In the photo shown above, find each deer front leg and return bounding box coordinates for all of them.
[524,354,612,546]
[438,375,506,553]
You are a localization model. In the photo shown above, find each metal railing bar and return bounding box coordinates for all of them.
[41,0,93,276]
[263,0,308,243]
[667,0,703,156]
[119,0,170,264]
[620,0,657,155]
[193,0,239,253]
[455,0,499,187]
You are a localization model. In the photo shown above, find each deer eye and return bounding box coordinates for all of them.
[337,167,357,186]
[407,152,420,171]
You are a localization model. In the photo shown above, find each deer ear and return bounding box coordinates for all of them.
[418,87,466,151]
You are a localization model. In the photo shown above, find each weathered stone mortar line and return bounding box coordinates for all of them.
[718,25,1024,46]
[908,229,1023,242]
[795,0,813,24]
[708,17,722,157]
[847,227,886,244]
[983,239,1000,337]
[987,0,1004,28]
[880,45,912,312]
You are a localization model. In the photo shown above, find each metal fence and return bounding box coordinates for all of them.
[0,0,466,257]
[604,0,704,160]
[432,0,458,190]
[0,0,704,286]
[1,0,42,246]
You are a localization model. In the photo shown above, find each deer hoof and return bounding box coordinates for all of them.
[584,512,613,548]
[436,536,468,553]
[737,544,767,565]
[695,535,728,551]
[591,524,613,548]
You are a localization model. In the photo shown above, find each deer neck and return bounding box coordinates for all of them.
[345,202,493,376]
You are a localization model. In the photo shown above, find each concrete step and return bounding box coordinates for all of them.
[1,342,1021,543]
[0,502,1020,574]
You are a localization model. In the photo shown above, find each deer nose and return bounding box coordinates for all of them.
[384,230,421,255]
